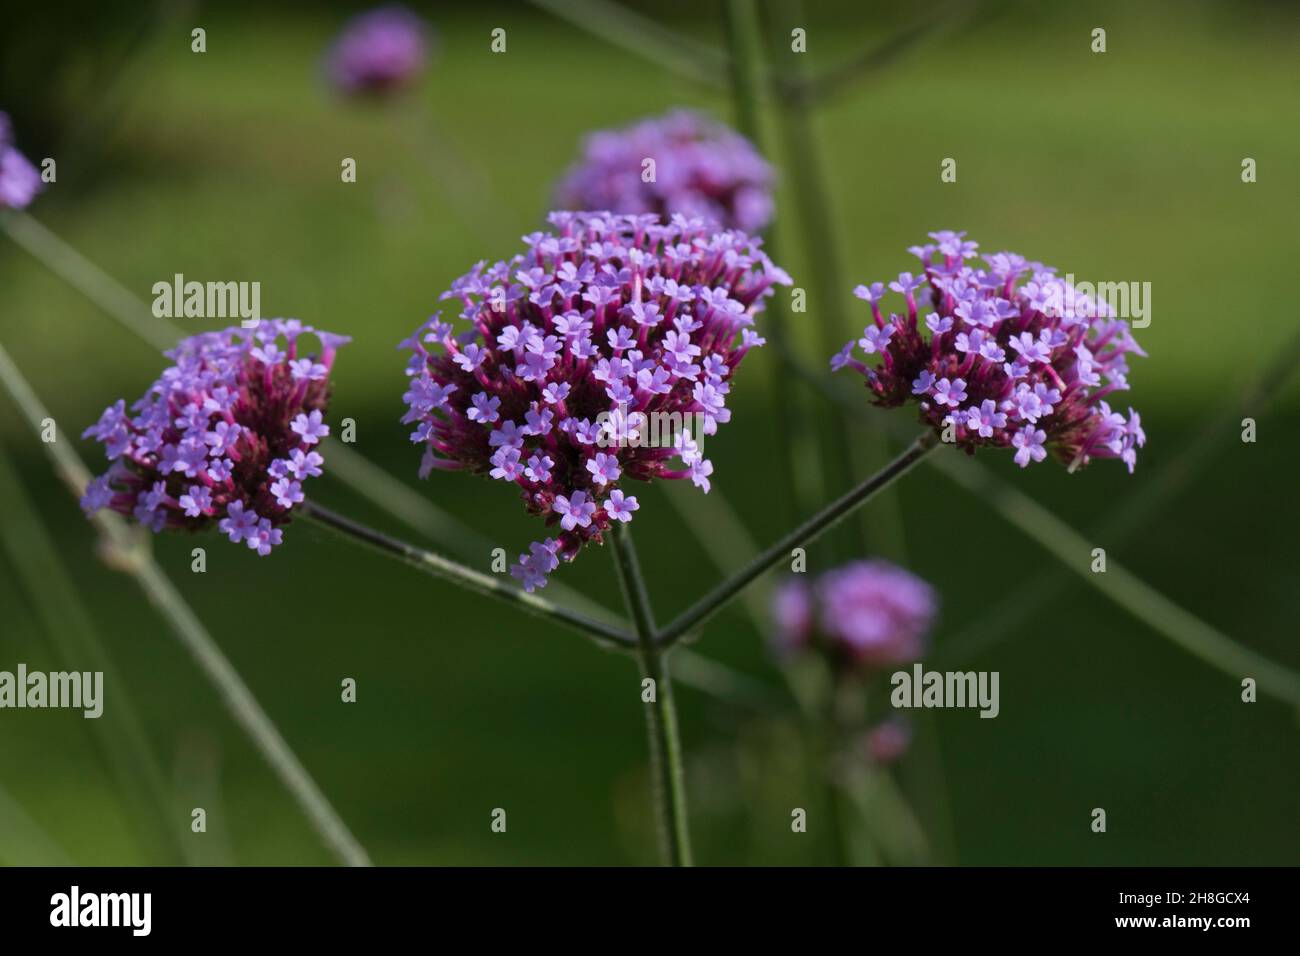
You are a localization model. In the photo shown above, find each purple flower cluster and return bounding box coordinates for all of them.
[863,717,912,764]
[399,210,791,591]
[555,110,775,234]
[772,560,937,670]
[81,320,349,555]
[0,112,43,210]
[833,231,1147,471]
[326,5,431,96]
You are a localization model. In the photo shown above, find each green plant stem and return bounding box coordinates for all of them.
[935,326,1300,668]
[130,557,374,867]
[0,342,373,867]
[660,479,769,632]
[659,431,938,647]
[526,0,730,89]
[0,210,172,350]
[765,0,907,562]
[782,1,973,107]
[722,0,821,526]
[0,438,182,864]
[729,0,862,867]
[609,523,693,867]
[298,499,634,651]
[936,455,1300,706]
[723,0,766,149]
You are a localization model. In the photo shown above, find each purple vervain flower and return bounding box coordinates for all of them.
[770,560,937,670]
[80,320,349,554]
[325,5,431,97]
[863,717,913,765]
[0,112,43,210]
[833,232,1147,471]
[555,110,775,233]
[399,210,791,590]
[603,489,639,522]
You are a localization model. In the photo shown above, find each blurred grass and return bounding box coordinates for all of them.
[1,0,1298,864]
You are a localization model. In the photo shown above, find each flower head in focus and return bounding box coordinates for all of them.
[326,5,431,97]
[833,231,1146,472]
[0,112,43,210]
[80,320,349,555]
[399,210,791,591]
[771,560,937,671]
[555,110,775,233]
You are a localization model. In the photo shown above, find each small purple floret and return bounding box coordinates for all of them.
[0,112,43,210]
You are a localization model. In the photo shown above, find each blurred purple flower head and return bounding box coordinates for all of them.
[399,210,791,591]
[863,717,912,764]
[771,560,937,670]
[81,319,349,555]
[556,110,775,233]
[326,6,431,96]
[0,112,43,210]
[833,231,1147,472]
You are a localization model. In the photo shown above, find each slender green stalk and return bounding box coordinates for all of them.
[0,342,372,867]
[174,733,237,867]
[659,432,939,647]
[729,0,865,866]
[131,555,375,866]
[723,0,766,150]
[935,327,1300,668]
[1,210,173,350]
[936,454,1300,706]
[722,0,822,526]
[320,435,496,557]
[765,0,907,562]
[0,438,183,865]
[775,339,1300,707]
[782,1,973,107]
[526,0,730,88]
[298,499,634,651]
[660,479,769,631]
[609,523,693,867]
[668,649,784,712]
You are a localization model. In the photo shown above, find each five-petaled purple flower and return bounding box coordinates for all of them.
[0,112,43,210]
[771,560,938,671]
[833,231,1146,471]
[325,5,431,97]
[399,210,790,590]
[80,319,349,554]
[555,110,775,233]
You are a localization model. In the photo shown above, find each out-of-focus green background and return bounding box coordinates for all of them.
[1,0,1297,865]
